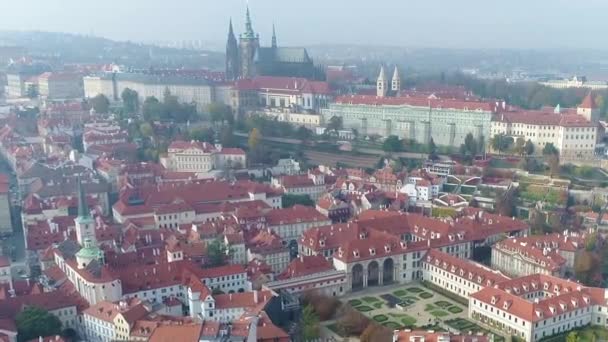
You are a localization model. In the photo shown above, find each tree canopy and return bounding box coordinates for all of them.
[326,116,343,132]
[543,143,559,156]
[282,194,315,208]
[121,88,139,114]
[206,238,232,267]
[300,304,320,341]
[90,94,110,114]
[16,307,62,342]
[382,135,403,153]
[207,102,234,125]
[142,94,198,123]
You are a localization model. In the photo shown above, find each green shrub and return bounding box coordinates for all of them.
[348,299,362,307]
[373,314,389,323]
[419,292,434,299]
[448,306,464,314]
[430,310,450,317]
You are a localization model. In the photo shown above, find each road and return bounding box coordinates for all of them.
[0,156,27,277]
[234,132,448,160]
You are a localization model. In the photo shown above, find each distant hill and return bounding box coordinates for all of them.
[0,31,225,70]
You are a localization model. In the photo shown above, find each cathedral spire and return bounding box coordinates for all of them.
[77,175,89,218]
[226,18,239,81]
[228,18,235,39]
[243,5,256,39]
[271,23,277,48]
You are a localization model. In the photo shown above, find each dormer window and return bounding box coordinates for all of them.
[477,276,482,283]
[554,285,560,292]
[491,296,498,305]
[503,301,511,310]
[543,282,550,290]
[384,245,391,253]
[353,250,360,258]
[468,272,473,280]
[459,270,464,276]
[583,296,590,304]
[514,287,520,294]
[535,309,543,318]
[319,239,325,247]
[559,302,567,310]
[549,306,555,314]
[369,248,376,256]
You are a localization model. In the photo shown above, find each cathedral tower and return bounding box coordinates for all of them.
[225,19,239,81]
[377,65,388,98]
[239,6,259,79]
[391,66,401,92]
[271,24,277,49]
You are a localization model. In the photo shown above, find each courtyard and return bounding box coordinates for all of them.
[337,282,505,341]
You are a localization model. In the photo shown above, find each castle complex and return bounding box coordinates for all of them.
[225,7,323,81]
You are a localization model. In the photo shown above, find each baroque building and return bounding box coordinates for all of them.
[225,6,324,81]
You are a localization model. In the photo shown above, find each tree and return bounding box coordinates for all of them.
[327,116,343,132]
[382,135,403,153]
[90,94,110,114]
[514,137,525,155]
[296,126,313,142]
[282,194,314,208]
[207,102,233,125]
[566,331,579,342]
[219,126,237,147]
[460,133,480,164]
[428,137,438,160]
[495,188,516,217]
[301,291,341,321]
[547,153,561,178]
[142,96,163,121]
[207,238,232,267]
[300,304,320,341]
[139,122,154,138]
[16,307,62,342]
[248,128,262,151]
[189,127,215,143]
[337,306,370,336]
[543,143,559,156]
[490,134,513,154]
[121,88,139,113]
[524,139,535,156]
[360,324,391,342]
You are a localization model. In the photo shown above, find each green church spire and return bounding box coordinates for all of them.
[243,5,256,39]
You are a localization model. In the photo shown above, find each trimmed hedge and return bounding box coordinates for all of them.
[419,292,434,299]
[373,314,389,323]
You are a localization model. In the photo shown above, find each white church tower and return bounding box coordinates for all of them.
[391,66,401,92]
[377,65,388,98]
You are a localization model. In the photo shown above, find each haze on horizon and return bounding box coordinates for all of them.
[1,0,607,50]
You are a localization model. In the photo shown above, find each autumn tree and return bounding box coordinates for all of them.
[547,153,561,178]
[336,306,370,336]
[301,291,341,321]
[360,323,392,342]
[514,137,525,155]
[248,128,261,151]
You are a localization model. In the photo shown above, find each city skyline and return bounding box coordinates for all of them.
[2,0,608,50]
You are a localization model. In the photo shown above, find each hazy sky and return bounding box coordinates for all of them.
[1,0,607,50]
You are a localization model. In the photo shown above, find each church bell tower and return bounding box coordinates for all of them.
[377,65,388,98]
[225,19,240,81]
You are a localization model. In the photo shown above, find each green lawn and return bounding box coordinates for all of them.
[393,289,408,297]
[448,306,464,314]
[373,314,389,323]
[372,301,383,309]
[430,310,450,317]
[407,286,424,293]
[356,305,373,312]
[362,296,380,303]
[434,300,452,309]
[419,292,434,299]
[425,304,437,311]
[348,299,362,307]
[383,321,402,329]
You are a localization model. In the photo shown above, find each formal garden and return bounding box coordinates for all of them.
[340,285,468,331]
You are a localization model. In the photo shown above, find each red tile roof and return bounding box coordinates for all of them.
[494,110,595,127]
[334,95,496,112]
[265,205,328,226]
[277,255,334,280]
[580,92,597,109]
[149,323,203,342]
[394,330,489,342]
[425,249,510,287]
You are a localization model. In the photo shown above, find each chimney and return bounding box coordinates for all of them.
[254,290,258,304]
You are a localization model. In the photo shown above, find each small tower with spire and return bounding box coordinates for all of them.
[74,175,103,269]
[391,66,401,93]
[225,18,239,81]
[271,24,277,49]
[377,65,388,98]
[75,176,95,246]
